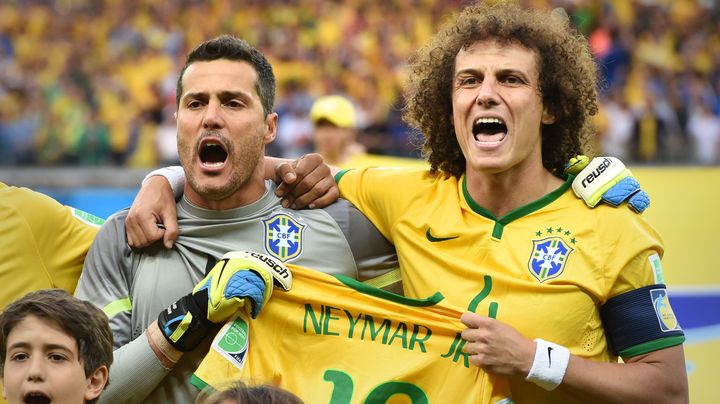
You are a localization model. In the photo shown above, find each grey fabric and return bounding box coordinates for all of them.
[75,181,397,404]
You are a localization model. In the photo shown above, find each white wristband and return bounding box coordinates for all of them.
[526,338,570,391]
[142,166,185,200]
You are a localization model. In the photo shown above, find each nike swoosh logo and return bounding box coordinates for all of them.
[547,346,553,367]
[425,228,458,242]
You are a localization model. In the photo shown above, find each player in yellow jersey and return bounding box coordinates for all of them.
[0,182,104,404]
[0,182,103,310]
[329,2,686,403]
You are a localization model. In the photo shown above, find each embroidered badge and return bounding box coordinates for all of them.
[528,237,574,282]
[648,253,665,284]
[650,289,681,332]
[213,316,250,370]
[263,213,306,262]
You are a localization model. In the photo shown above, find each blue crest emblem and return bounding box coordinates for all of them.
[263,213,305,262]
[528,237,574,282]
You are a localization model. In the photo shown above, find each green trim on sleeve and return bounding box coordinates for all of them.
[190,373,211,393]
[71,207,106,227]
[619,335,686,358]
[101,297,132,318]
[334,169,352,184]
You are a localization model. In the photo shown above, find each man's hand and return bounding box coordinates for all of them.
[157,251,292,352]
[566,155,650,213]
[460,312,535,377]
[270,153,339,209]
[126,176,178,249]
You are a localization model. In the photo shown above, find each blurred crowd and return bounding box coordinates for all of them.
[0,0,718,167]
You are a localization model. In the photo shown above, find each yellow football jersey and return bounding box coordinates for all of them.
[193,265,504,403]
[335,167,683,403]
[0,182,102,309]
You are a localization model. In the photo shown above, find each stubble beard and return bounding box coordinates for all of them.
[180,131,265,202]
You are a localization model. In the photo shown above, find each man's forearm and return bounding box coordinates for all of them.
[557,346,688,403]
[99,324,180,403]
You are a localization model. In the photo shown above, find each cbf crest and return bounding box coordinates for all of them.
[528,237,574,282]
[263,213,306,262]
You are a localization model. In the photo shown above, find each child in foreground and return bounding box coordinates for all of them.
[0,289,113,404]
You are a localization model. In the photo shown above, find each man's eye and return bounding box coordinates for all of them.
[48,353,67,362]
[459,77,479,86]
[225,100,244,108]
[503,76,523,85]
[10,352,28,361]
[187,100,203,109]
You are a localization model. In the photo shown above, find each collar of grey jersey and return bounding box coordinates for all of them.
[179,180,281,220]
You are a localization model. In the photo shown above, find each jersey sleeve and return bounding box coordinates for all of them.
[596,209,684,357]
[599,210,665,298]
[322,199,400,289]
[10,186,101,294]
[74,209,171,403]
[75,209,135,348]
[335,167,426,241]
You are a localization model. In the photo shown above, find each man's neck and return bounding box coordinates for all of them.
[464,164,563,218]
[184,177,267,211]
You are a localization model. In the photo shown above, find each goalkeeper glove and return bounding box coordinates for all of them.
[566,155,650,213]
[157,251,292,352]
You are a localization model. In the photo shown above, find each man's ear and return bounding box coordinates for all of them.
[264,112,279,144]
[84,366,109,402]
[542,107,555,125]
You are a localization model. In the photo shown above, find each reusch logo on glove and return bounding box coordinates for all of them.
[249,251,291,281]
[579,157,613,188]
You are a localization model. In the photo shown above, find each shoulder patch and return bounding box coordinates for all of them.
[71,207,105,227]
[262,212,306,262]
[648,253,665,284]
[212,316,250,371]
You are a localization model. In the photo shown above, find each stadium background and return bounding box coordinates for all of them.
[0,0,718,402]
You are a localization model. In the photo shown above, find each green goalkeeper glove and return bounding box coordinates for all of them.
[157,251,292,352]
[566,155,650,213]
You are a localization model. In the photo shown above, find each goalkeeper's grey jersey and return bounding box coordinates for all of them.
[75,181,397,404]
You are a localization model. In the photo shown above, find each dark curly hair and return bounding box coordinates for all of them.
[404,0,599,177]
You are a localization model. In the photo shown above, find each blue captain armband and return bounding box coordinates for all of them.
[600,284,685,358]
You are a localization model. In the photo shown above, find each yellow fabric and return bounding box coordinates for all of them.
[336,167,668,403]
[193,265,503,403]
[0,183,101,404]
[0,183,100,310]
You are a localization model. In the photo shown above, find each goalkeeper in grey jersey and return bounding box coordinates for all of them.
[75,35,397,404]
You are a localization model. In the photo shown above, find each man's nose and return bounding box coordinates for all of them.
[202,100,224,129]
[476,78,500,108]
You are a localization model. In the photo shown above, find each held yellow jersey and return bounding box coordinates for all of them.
[192,265,503,404]
[0,182,102,309]
[335,167,684,403]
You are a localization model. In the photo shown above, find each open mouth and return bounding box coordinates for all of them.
[199,138,229,167]
[472,117,507,144]
[24,392,50,404]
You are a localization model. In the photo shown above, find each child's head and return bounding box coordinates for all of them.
[200,381,303,404]
[0,289,113,404]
